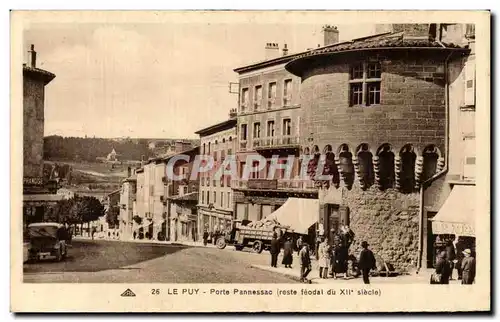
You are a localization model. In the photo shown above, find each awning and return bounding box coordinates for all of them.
[431,185,475,237]
[264,198,319,235]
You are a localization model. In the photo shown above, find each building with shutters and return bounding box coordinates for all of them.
[232,39,324,245]
[195,112,237,237]
[284,23,475,270]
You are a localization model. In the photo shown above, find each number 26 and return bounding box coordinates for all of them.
[151,289,160,295]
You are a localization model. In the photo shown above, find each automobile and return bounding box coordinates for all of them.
[26,222,70,262]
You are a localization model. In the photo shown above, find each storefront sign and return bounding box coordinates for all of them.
[23,177,44,186]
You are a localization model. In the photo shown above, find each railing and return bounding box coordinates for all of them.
[252,136,300,150]
[232,178,316,191]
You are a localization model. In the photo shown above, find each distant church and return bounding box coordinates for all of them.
[107,148,119,162]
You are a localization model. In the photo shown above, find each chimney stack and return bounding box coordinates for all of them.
[282,43,289,56]
[28,44,37,68]
[392,24,432,40]
[265,43,280,60]
[322,25,339,46]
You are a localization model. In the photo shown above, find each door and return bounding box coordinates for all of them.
[426,211,438,268]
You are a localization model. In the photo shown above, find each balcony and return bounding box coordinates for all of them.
[232,178,316,191]
[253,136,300,151]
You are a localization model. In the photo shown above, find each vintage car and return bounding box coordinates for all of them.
[26,222,69,262]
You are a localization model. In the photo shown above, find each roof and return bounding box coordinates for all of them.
[285,32,469,76]
[23,194,64,202]
[23,65,56,84]
[146,146,200,165]
[194,118,237,136]
[122,174,137,183]
[27,222,63,228]
[169,191,199,202]
[233,52,303,74]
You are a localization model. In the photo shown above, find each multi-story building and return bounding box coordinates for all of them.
[195,111,237,237]
[165,147,200,241]
[119,167,137,240]
[284,23,473,270]
[232,37,333,242]
[22,44,62,229]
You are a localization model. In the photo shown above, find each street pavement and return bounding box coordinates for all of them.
[23,239,297,283]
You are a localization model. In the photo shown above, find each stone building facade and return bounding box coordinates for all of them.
[195,115,237,237]
[285,24,471,270]
[119,168,137,240]
[22,44,59,229]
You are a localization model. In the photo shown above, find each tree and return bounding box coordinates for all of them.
[73,196,105,236]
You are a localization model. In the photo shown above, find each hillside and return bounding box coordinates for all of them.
[43,136,199,162]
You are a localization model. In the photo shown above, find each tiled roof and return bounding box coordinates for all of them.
[285,32,469,76]
[195,118,237,136]
[294,32,464,59]
[23,65,56,84]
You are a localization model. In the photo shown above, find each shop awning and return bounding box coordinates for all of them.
[431,185,475,237]
[264,198,319,235]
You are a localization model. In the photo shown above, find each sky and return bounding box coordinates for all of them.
[24,20,376,139]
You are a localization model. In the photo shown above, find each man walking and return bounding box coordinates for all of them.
[358,241,376,284]
[270,233,280,268]
[299,243,312,283]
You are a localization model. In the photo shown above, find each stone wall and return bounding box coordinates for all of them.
[23,76,45,178]
[300,52,447,155]
[322,184,420,272]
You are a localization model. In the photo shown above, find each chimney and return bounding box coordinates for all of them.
[28,44,36,68]
[265,43,280,60]
[127,166,131,177]
[322,25,339,46]
[282,43,289,56]
[229,108,237,119]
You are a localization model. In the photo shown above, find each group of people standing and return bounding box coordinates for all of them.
[269,234,313,283]
[432,237,476,285]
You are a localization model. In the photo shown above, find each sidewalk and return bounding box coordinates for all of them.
[251,258,461,284]
[73,235,218,248]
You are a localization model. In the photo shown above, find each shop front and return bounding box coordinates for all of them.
[430,184,476,266]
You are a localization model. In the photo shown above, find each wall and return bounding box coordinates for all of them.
[23,76,45,178]
[321,184,420,271]
[300,52,447,155]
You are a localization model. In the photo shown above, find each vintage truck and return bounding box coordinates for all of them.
[216,220,294,253]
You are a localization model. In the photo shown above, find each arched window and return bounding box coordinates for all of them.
[202,143,206,155]
[338,144,354,188]
[376,144,395,190]
[222,138,226,144]
[356,143,374,189]
[422,145,440,181]
[400,144,416,193]
[208,142,211,154]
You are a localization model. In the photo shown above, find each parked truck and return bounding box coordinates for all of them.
[216,220,294,253]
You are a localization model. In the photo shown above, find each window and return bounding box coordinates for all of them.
[251,161,260,179]
[283,79,292,106]
[227,148,232,156]
[241,88,249,112]
[253,122,261,139]
[213,191,217,204]
[207,191,210,204]
[282,118,291,136]
[208,142,211,154]
[240,124,247,141]
[221,192,224,208]
[268,82,277,108]
[183,186,188,194]
[202,143,205,155]
[201,176,204,186]
[227,192,231,209]
[349,62,382,106]
[254,85,262,110]
[267,120,275,137]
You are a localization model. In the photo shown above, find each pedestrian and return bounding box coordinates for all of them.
[445,240,456,279]
[299,243,312,283]
[461,249,476,285]
[296,236,304,254]
[453,236,464,280]
[358,241,376,284]
[270,233,280,268]
[282,237,293,268]
[91,227,95,240]
[432,251,452,284]
[318,238,330,279]
[203,230,209,246]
